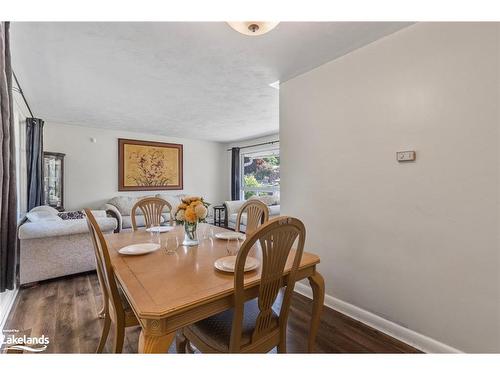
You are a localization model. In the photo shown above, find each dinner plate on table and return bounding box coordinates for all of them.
[146,226,174,233]
[214,232,245,241]
[118,243,160,255]
[214,256,259,273]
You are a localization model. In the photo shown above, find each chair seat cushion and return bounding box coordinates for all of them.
[184,298,278,352]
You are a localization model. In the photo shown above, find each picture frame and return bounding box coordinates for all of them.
[118,138,183,191]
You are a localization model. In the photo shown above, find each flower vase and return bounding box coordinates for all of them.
[183,221,199,246]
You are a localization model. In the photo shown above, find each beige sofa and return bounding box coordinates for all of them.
[18,206,117,285]
[104,193,184,232]
[223,196,280,232]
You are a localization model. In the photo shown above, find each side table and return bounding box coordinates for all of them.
[212,205,226,227]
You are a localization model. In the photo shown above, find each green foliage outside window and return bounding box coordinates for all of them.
[242,154,280,200]
[243,174,260,199]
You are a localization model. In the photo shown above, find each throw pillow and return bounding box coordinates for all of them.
[58,210,85,220]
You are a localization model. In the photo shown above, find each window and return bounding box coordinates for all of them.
[241,149,280,200]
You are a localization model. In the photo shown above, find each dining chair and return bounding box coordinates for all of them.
[130,197,172,231]
[84,208,140,353]
[235,199,269,236]
[176,216,306,353]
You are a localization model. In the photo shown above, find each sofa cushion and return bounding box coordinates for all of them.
[108,195,154,216]
[122,215,140,229]
[268,205,280,216]
[155,194,181,213]
[29,205,60,215]
[26,211,63,222]
[19,217,117,240]
[121,213,170,229]
[229,213,245,226]
[91,210,107,218]
[248,195,273,206]
[224,200,246,217]
[228,206,280,226]
[248,195,280,206]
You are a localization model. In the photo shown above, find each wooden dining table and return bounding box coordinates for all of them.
[105,224,325,353]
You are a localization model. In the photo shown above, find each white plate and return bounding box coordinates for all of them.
[146,226,174,233]
[214,232,246,241]
[214,256,259,273]
[118,243,161,255]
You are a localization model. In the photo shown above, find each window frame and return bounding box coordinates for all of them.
[239,147,280,200]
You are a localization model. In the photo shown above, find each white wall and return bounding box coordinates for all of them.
[280,23,499,352]
[44,123,227,210]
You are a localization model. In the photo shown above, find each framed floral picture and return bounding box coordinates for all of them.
[118,138,183,191]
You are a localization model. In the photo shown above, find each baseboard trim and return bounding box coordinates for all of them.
[294,282,462,353]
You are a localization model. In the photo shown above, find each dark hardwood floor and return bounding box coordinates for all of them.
[2,272,420,354]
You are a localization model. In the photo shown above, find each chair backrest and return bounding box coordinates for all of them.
[131,197,172,231]
[229,216,306,352]
[235,199,269,235]
[84,208,125,321]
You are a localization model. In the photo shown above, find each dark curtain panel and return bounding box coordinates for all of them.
[0,22,18,292]
[230,147,240,200]
[26,117,44,211]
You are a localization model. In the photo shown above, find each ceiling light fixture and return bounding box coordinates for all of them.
[227,22,279,36]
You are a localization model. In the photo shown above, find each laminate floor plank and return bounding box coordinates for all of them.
[74,275,101,353]
[3,273,421,354]
[29,281,59,353]
[52,277,80,353]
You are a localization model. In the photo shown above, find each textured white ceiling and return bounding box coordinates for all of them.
[11,22,411,142]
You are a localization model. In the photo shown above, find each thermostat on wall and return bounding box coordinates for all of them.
[396,151,416,162]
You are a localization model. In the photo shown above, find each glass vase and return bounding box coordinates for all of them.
[183,221,199,246]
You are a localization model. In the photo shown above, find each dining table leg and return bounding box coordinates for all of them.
[138,319,175,354]
[307,271,325,353]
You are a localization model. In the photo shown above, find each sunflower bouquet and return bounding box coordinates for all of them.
[173,196,210,246]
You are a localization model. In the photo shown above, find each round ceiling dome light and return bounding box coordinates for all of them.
[227,22,279,36]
